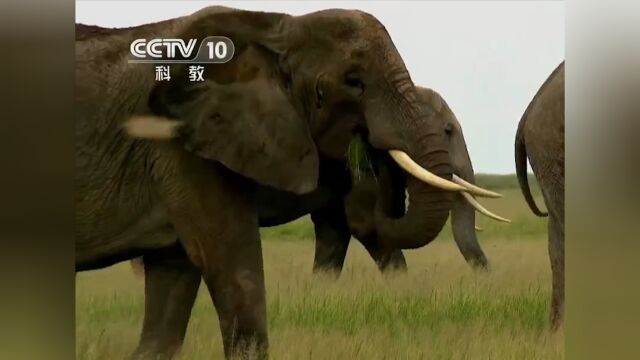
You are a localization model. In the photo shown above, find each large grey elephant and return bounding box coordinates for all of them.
[515,61,565,329]
[76,6,499,359]
[130,87,510,276]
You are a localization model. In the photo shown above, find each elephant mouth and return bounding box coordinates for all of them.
[347,133,504,203]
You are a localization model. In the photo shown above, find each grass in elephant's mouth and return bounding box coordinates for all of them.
[75,187,563,360]
[346,135,376,182]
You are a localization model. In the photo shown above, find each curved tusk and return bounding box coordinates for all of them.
[452,175,503,198]
[124,116,182,139]
[461,192,511,223]
[389,150,467,192]
[475,226,483,232]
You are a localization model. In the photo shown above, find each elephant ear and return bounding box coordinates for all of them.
[134,44,319,194]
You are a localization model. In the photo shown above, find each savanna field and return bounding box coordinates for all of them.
[76,175,564,359]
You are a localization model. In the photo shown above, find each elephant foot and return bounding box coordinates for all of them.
[549,296,564,331]
[378,252,408,274]
[312,264,343,278]
[468,256,490,272]
[550,315,563,332]
[130,338,183,360]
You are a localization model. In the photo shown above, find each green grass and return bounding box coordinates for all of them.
[475,173,541,193]
[260,216,315,241]
[267,289,548,333]
[76,174,562,359]
[346,134,375,182]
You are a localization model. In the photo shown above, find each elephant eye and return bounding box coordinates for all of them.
[444,123,454,135]
[344,72,365,97]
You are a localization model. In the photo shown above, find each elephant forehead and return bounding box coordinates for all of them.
[298,9,389,45]
[303,9,370,28]
[415,88,442,109]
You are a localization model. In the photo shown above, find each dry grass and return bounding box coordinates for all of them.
[76,188,564,359]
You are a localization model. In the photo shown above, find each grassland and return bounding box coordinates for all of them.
[76,175,563,359]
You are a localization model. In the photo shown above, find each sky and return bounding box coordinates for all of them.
[76,1,565,174]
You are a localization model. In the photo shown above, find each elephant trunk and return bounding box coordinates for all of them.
[375,169,453,250]
[450,164,489,269]
[363,57,456,250]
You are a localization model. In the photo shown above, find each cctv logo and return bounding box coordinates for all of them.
[129,36,234,64]
[130,38,198,59]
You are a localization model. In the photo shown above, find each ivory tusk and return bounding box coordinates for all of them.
[124,115,182,139]
[461,192,511,223]
[389,150,467,192]
[452,175,503,198]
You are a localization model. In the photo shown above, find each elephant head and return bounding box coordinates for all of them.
[345,87,509,258]
[125,8,497,250]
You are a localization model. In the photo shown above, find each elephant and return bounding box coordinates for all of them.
[515,61,565,329]
[76,6,500,359]
[343,87,509,270]
[130,87,510,277]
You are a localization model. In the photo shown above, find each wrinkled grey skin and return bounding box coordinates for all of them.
[515,61,565,329]
[76,6,457,360]
[345,87,489,269]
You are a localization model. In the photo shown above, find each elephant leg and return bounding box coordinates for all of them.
[548,213,564,330]
[131,244,201,360]
[163,164,268,359]
[363,244,407,273]
[203,236,267,359]
[311,202,351,275]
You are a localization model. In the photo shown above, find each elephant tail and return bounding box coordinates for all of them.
[515,114,548,217]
